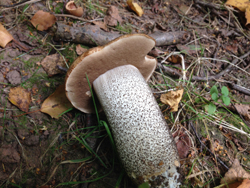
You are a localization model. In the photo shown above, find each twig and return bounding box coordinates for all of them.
[0,0,42,11]
[54,14,103,23]
[193,0,222,10]
[229,83,250,96]
[0,0,30,7]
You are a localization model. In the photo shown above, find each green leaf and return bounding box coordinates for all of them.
[210,85,218,95]
[195,97,200,103]
[222,96,230,105]
[205,103,216,114]
[138,182,150,188]
[211,93,218,101]
[221,86,229,96]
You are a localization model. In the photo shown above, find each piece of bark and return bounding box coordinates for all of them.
[54,22,188,47]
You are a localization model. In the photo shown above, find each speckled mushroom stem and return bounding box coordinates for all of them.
[93,64,180,187]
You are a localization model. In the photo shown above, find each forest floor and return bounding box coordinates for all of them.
[0,0,250,188]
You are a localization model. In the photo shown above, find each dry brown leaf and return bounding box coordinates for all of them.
[8,86,31,112]
[173,129,191,159]
[41,54,66,76]
[127,0,144,17]
[160,89,184,112]
[93,21,108,31]
[234,104,250,121]
[225,0,250,25]
[30,10,56,31]
[221,180,243,188]
[41,85,73,119]
[221,159,250,184]
[76,44,88,55]
[168,55,182,64]
[104,6,122,26]
[238,179,250,188]
[0,23,14,48]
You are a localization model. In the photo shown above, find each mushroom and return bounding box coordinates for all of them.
[65,34,180,187]
[65,1,84,17]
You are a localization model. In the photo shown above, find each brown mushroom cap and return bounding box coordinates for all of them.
[65,34,157,113]
[65,1,84,17]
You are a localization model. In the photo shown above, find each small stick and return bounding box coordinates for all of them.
[0,0,42,11]
[54,14,104,23]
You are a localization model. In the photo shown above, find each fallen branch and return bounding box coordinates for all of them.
[54,22,189,47]
[229,83,250,96]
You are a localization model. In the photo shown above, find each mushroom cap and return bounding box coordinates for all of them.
[65,1,84,17]
[65,34,157,113]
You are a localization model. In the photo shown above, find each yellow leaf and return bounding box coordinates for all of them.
[127,0,143,17]
[246,5,250,24]
[0,23,13,48]
[41,85,73,119]
[160,89,184,112]
[225,0,249,12]
[225,0,250,25]
[8,86,31,112]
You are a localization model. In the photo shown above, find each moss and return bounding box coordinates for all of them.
[115,24,133,34]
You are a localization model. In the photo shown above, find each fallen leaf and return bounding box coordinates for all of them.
[160,89,184,112]
[238,179,250,188]
[41,85,73,119]
[221,180,243,188]
[8,86,31,112]
[234,104,250,121]
[41,54,66,76]
[76,44,88,55]
[104,6,122,26]
[127,0,144,17]
[173,129,191,159]
[93,21,108,31]
[168,55,182,64]
[225,0,250,25]
[30,10,56,31]
[221,159,250,184]
[179,4,190,14]
[226,0,249,12]
[0,23,14,48]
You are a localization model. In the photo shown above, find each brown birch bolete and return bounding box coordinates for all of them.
[65,34,180,187]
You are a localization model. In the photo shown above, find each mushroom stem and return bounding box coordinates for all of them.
[93,64,180,187]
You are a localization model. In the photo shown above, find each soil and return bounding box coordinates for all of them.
[0,0,250,188]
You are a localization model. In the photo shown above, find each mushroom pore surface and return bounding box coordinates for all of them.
[93,65,180,187]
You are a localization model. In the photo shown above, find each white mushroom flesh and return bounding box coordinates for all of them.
[93,64,180,187]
